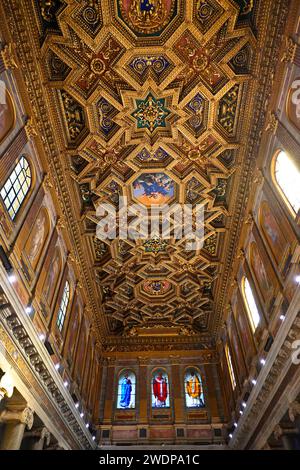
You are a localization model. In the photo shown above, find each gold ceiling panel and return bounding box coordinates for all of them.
[3,0,289,347]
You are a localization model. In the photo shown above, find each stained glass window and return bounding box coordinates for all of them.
[152,369,170,408]
[225,344,236,390]
[242,277,260,333]
[117,371,136,409]
[184,368,205,408]
[56,281,70,332]
[274,150,300,215]
[0,156,32,220]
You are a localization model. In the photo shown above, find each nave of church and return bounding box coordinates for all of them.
[0,0,300,452]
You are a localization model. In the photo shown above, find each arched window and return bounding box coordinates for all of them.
[273,150,300,215]
[184,368,205,408]
[242,277,260,333]
[225,344,236,390]
[56,281,70,332]
[117,370,136,409]
[0,156,32,220]
[152,369,170,408]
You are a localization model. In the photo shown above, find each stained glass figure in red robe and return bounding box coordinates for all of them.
[152,371,169,407]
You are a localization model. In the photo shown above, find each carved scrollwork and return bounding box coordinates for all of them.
[1,43,18,69]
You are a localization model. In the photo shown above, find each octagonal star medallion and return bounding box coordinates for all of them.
[131,93,170,132]
[118,82,184,145]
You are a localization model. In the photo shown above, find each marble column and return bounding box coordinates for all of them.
[24,426,51,450]
[0,406,34,450]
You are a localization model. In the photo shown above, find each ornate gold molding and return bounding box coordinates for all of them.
[1,0,291,346]
[265,112,279,133]
[281,37,297,63]
[24,118,38,140]
[0,43,18,69]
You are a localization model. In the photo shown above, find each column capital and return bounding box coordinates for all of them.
[274,423,298,440]
[289,401,300,422]
[273,424,283,440]
[40,427,51,446]
[106,356,116,366]
[138,356,149,365]
[25,426,51,445]
[0,406,34,430]
[168,354,182,365]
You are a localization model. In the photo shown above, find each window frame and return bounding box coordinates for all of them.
[116,369,137,410]
[241,276,261,334]
[271,149,300,218]
[56,280,70,332]
[0,155,32,220]
[225,344,237,391]
[184,367,206,409]
[151,367,170,409]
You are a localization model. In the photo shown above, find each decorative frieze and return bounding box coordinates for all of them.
[0,43,18,70]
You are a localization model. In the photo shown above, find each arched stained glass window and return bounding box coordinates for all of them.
[242,277,260,333]
[225,344,236,391]
[273,150,300,215]
[117,371,136,409]
[0,156,32,220]
[56,281,70,332]
[184,368,205,408]
[152,369,170,408]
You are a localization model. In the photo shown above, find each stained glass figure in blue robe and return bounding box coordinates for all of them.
[119,374,132,408]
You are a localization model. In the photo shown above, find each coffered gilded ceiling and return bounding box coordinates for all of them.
[5,0,289,347]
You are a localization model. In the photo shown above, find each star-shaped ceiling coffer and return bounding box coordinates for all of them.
[131,93,170,132]
[117,83,183,146]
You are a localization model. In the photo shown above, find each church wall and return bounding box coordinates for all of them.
[0,19,100,447]
[0,0,299,451]
[220,3,300,447]
[97,351,227,445]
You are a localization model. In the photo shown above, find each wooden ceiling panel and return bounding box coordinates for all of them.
[3,0,290,349]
